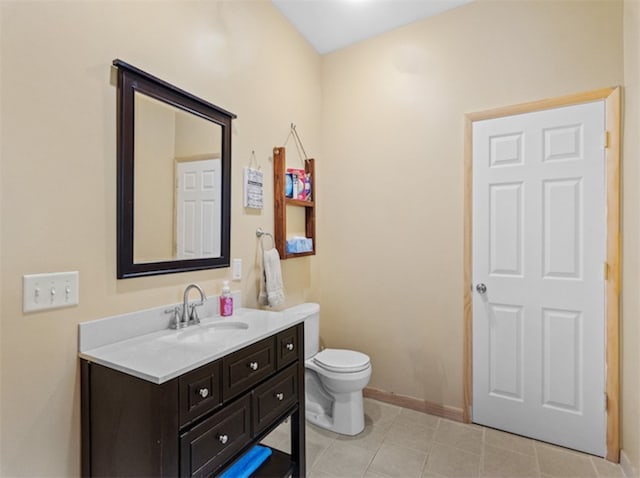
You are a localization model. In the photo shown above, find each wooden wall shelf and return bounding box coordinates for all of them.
[273,147,316,259]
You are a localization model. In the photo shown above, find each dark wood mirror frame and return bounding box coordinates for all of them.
[114,59,236,278]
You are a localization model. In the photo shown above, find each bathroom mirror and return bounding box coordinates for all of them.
[114,59,236,278]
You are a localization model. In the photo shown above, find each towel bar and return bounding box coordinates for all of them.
[256,227,272,239]
[256,228,275,250]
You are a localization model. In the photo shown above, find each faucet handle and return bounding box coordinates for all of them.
[165,306,182,329]
[188,303,202,325]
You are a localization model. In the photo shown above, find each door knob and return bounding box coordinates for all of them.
[476,283,487,294]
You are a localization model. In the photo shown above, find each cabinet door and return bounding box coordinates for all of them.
[253,364,298,436]
[276,325,302,370]
[222,337,276,400]
[180,394,251,477]
[84,362,179,477]
[179,360,222,426]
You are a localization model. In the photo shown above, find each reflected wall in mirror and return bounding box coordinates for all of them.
[114,59,236,278]
[133,93,222,263]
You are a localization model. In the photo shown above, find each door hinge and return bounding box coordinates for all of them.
[604,392,608,412]
[602,131,610,149]
[604,262,609,281]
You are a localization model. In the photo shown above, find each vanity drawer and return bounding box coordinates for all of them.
[222,337,276,401]
[276,324,302,370]
[253,364,298,436]
[180,394,251,478]
[179,360,222,426]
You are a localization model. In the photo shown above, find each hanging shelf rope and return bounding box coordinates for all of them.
[283,123,312,164]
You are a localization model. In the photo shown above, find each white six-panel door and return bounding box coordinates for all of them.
[176,158,221,259]
[472,101,607,456]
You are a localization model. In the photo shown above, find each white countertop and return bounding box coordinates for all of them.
[79,307,305,384]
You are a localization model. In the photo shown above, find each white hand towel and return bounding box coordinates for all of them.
[258,248,285,307]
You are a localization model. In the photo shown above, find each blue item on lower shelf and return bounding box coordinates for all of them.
[219,445,273,478]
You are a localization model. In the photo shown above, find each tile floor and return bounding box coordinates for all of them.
[261,398,626,478]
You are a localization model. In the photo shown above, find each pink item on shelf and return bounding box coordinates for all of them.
[287,168,306,200]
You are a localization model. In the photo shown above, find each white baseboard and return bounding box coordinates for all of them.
[621,450,639,478]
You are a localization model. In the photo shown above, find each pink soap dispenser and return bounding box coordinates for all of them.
[219,280,233,317]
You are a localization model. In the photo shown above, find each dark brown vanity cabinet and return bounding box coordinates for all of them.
[81,324,305,477]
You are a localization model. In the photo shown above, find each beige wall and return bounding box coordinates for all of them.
[174,108,222,158]
[134,95,176,262]
[623,0,640,474]
[0,1,320,475]
[2,0,638,475]
[320,0,623,415]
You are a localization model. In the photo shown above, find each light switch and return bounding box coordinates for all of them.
[232,259,242,281]
[23,271,79,313]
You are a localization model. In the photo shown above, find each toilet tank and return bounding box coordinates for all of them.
[283,303,320,360]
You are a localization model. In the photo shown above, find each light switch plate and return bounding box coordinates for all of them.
[23,271,79,313]
[232,258,242,281]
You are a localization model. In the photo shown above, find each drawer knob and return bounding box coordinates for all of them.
[198,388,209,398]
[218,434,229,445]
[249,361,259,371]
[275,392,284,401]
[286,343,294,351]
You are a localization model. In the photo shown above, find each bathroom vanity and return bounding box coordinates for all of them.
[79,307,306,477]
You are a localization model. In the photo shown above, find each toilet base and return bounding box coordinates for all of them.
[306,390,365,436]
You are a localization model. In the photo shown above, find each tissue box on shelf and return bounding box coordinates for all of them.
[286,236,313,254]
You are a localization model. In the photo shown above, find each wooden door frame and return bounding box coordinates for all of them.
[463,87,621,462]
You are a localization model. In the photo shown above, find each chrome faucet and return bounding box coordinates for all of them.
[182,283,206,326]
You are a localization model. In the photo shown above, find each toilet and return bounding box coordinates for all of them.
[284,303,372,436]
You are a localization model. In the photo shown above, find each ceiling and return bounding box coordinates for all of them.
[271,0,474,55]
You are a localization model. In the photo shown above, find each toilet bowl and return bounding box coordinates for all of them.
[283,303,372,436]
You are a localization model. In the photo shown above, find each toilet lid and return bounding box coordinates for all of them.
[313,348,370,373]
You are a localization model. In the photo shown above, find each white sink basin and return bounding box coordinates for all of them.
[159,320,249,344]
[199,320,249,331]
